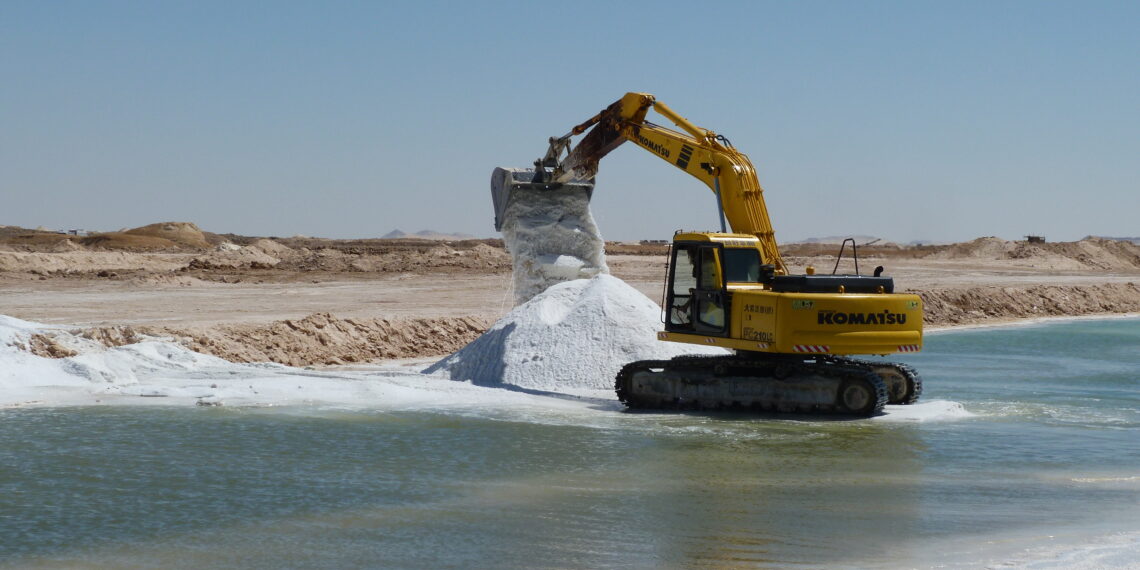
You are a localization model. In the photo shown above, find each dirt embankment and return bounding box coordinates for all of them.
[167,313,490,366]
[924,236,1140,271]
[920,283,1140,326]
[781,236,1140,272]
[897,237,1140,325]
[29,314,492,366]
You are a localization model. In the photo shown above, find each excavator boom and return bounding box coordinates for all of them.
[494,92,786,274]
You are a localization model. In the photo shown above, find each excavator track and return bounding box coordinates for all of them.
[840,357,923,405]
[615,354,895,417]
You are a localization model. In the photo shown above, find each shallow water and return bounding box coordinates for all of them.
[2,318,1137,568]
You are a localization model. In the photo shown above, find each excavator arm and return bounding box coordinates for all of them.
[540,92,786,275]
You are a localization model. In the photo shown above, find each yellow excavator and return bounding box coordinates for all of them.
[492,92,923,416]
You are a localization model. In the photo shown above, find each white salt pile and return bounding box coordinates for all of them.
[499,184,609,305]
[423,275,726,393]
[453,170,713,393]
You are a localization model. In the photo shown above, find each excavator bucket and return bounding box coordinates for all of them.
[490,167,594,231]
[489,167,608,305]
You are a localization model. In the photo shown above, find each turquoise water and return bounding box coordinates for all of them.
[1,318,1137,568]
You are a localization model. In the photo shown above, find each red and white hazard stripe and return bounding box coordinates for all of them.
[897,344,921,352]
[792,345,830,353]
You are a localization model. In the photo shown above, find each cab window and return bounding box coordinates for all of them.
[723,248,762,283]
[698,248,723,289]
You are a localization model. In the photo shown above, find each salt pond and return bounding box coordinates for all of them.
[1,300,1137,567]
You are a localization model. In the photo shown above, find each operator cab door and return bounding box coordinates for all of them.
[666,243,728,335]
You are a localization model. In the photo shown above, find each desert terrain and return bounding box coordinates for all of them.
[2,222,1138,367]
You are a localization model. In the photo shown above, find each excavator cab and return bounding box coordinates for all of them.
[665,240,729,332]
[666,234,781,334]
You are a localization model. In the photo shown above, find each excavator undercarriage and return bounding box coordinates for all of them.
[615,354,921,417]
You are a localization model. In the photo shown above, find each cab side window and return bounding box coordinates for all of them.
[668,246,698,327]
[695,247,725,329]
[699,248,723,289]
[667,244,727,333]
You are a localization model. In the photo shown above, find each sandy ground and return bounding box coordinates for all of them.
[0,271,517,327]
[2,227,1138,366]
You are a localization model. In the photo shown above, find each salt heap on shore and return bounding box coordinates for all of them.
[423,275,726,392]
[443,170,720,393]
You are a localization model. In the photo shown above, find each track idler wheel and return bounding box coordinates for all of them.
[835,373,888,416]
[867,363,923,405]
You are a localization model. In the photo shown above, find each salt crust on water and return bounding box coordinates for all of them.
[423,275,726,391]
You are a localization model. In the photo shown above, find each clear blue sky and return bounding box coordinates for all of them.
[3,1,1137,243]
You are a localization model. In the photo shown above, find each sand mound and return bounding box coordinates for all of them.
[189,243,283,270]
[0,222,216,252]
[423,275,725,392]
[80,233,180,250]
[931,237,1140,271]
[123,222,211,249]
[469,243,511,263]
[934,237,1015,259]
[1052,238,1140,270]
[248,239,296,257]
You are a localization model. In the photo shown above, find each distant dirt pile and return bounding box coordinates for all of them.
[187,239,288,270]
[1,229,510,278]
[920,282,1140,326]
[121,222,213,249]
[277,243,509,273]
[187,241,510,273]
[929,237,1140,271]
[72,222,215,251]
[0,222,215,255]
